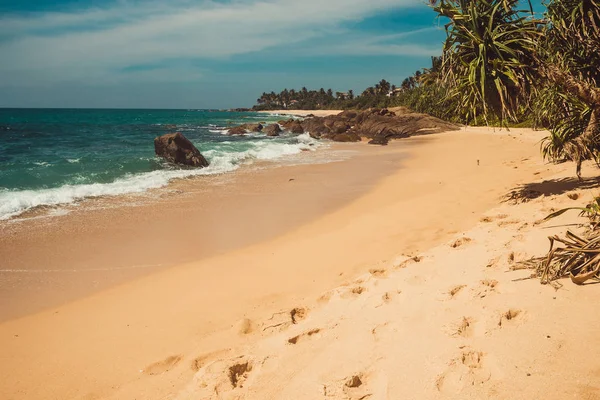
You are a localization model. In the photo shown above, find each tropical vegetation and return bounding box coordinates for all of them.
[254,0,600,178]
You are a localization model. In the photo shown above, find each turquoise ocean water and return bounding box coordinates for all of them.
[0,109,318,220]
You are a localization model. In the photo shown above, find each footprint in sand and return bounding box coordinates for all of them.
[369,268,387,278]
[324,373,372,399]
[143,355,182,376]
[497,219,522,227]
[436,350,491,394]
[450,237,472,248]
[261,307,308,333]
[451,317,474,338]
[228,360,253,388]
[480,214,508,223]
[448,284,467,299]
[189,355,264,398]
[191,349,231,372]
[474,279,498,299]
[498,309,522,327]
[287,328,322,345]
[341,286,367,299]
[394,255,423,269]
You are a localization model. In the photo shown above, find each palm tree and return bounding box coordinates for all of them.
[430,0,539,125]
[537,0,600,177]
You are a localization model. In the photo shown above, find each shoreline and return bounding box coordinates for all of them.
[0,141,387,320]
[257,109,343,117]
[0,126,580,400]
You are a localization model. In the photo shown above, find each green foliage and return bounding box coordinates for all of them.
[432,0,540,125]
[535,86,594,162]
[252,80,395,111]
[390,85,461,122]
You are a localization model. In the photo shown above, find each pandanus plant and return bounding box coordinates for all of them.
[428,0,540,125]
[537,0,600,178]
[430,0,600,178]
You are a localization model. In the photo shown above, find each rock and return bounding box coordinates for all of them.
[353,114,413,139]
[154,133,209,167]
[331,120,350,134]
[332,133,361,142]
[289,121,305,134]
[264,124,282,136]
[279,119,304,134]
[242,123,263,132]
[228,126,247,135]
[301,117,329,138]
[368,136,390,145]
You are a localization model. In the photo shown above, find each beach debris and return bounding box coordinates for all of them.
[519,226,600,285]
[154,132,209,167]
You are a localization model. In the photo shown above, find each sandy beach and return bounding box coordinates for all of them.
[258,110,343,117]
[2,126,600,400]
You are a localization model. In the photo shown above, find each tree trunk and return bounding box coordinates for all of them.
[544,65,600,179]
[575,107,600,179]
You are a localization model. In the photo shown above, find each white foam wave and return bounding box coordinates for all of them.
[67,158,81,163]
[0,134,321,220]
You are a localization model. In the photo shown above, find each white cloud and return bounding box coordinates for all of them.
[0,0,432,86]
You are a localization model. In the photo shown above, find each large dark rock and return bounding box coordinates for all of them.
[368,136,390,146]
[352,114,413,139]
[278,119,304,133]
[301,117,329,138]
[228,126,247,135]
[242,123,263,132]
[331,120,351,134]
[154,133,209,167]
[332,132,361,142]
[264,124,282,136]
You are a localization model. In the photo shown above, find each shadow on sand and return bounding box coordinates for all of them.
[504,176,600,203]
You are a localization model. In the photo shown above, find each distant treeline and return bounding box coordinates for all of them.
[252,74,426,112]
[251,59,454,119]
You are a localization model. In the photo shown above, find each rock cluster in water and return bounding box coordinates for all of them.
[227,108,460,145]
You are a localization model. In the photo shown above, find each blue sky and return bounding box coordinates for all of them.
[0,0,540,109]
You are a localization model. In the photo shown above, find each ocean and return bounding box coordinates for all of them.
[0,108,319,220]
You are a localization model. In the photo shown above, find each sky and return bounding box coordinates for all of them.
[0,0,540,109]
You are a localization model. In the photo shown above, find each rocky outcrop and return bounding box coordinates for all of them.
[279,119,305,134]
[243,123,263,132]
[227,123,263,135]
[154,133,209,167]
[332,133,361,142]
[264,124,282,136]
[297,108,460,144]
[228,126,247,135]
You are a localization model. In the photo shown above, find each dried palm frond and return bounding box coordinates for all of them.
[534,230,600,285]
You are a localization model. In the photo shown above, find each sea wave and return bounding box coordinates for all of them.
[0,134,321,220]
